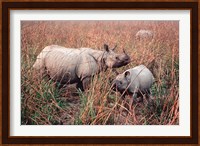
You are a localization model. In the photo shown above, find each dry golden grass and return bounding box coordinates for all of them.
[21,20,179,125]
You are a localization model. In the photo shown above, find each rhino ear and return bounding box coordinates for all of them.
[112,45,117,51]
[123,48,127,54]
[124,71,130,78]
[104,44,109,52]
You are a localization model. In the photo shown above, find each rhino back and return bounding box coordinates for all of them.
[33,45,53,70]
[76,52,99,80]
[44,47,99,83]
[44,47,80,83]
[129,65,154,91]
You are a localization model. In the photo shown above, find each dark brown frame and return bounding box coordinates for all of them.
[2,1,198,144]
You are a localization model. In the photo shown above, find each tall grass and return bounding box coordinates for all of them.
[21,20,179,125]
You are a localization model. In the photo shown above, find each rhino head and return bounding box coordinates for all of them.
[111,71,131,93]
[102,44,130,68]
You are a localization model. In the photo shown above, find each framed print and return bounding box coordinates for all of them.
[2,1,198,144]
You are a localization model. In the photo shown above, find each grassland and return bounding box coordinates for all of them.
[21,20,179,125]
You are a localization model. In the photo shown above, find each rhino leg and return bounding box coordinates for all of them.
[135,90,142,103]
[137,96,143,103]
[76,77,91,91]
[137,89,150,103]
[120,91,126,100]
[82,77,91,90]
[56,82,67,89]
[76,80,84,91]
[128,89,138,110]
[144,89,153,104]
[144,89,150,100]
[129,95,134,111]
[132,87,138,99]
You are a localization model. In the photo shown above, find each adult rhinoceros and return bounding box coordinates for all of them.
[135,29,154,40]
[33,44,131,91]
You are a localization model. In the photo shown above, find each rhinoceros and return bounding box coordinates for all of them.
[135,29,154,40]
[112,65,154,103]
[33,44,131,91]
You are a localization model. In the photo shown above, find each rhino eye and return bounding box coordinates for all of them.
[115,56,119,60]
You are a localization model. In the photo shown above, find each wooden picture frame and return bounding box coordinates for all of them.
[1,1,198,144]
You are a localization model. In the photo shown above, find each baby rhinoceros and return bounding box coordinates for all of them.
[112,65,154,103]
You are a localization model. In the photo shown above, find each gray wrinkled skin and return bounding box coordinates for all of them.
[135,29,154,40]
[112,65,154,100]
[33,44,130,90]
